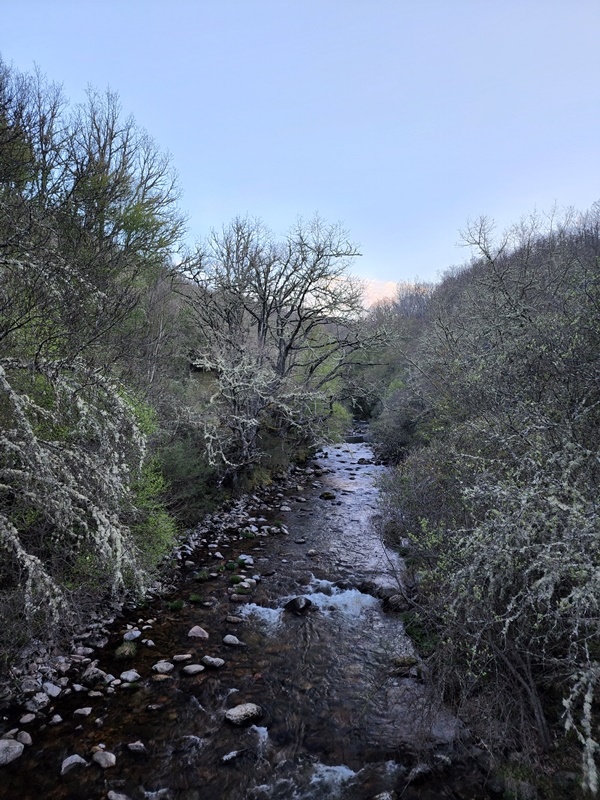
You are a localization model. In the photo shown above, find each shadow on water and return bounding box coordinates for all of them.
[0,442,497,800]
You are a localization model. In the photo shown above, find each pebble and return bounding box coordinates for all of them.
[182,664,205,675]
[24,692,49,712]
[60,754,87,774]
[108,792,132,800]
[188,625,209,639]
[19,714,35,724]
[120,670,141,682]
[226,615,244,624]
[42,682,61,698]
[92,750,116,768]
[73,707,93,717]
[16,731,32,746]
[225,703,263,725]
[152,661,175,674]
[123,630,141,641]
[49,714,63,725]
[202,656,225,669]
[127,740,147,753]
[0,739,24,765]
[172,654,192,662]
[223,635,244,646]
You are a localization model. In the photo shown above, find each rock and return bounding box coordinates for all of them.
[202,656,225,669]
[73,706,93,717]
[319,491,336,500]
[307,549,317,557]
[182,664,205,675]
[221,749,244,762]
[123,629,142,641]
[284,596,313,615]
[16,731,32,746]
[42,682,61,698]
[92,750,116,768]
[119,670,141,682]
[152,661,174,674]
[24,692,49,712]
[188,625,209,639]
[60,754,87,774]
[223,635,244,646]
[238,554,254,566]
[20,677,41,695]
[127,740,147,753]
[19,713,35,724]
[383,593,410,612]
[172,654,192,662]
[81,663,107,686]
[225,615,244,624]
[49,715,63,725]
[108,792,132,800]
[225,703,263,725]
[0,739,24,765]
[279,505,292,512]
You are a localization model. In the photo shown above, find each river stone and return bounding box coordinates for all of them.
[223,634,244,646]
[49,714,63,725]
[19,713,35,724]
[319,491,336,500]
[20,677,41,695]
[127,740,147,753]
[43,681,61,698]
[284,596,313,615]
[120,669,141,682]
[73,706,93,717]
[123,629,142,641]
[202,656,225,669]
[16,731,32,746]
[225,703,263,725]
[92,750,116,768]
[152,661,174,674]
[182,664,205,675]
[172,653,192,662]
[108,792,132,800]
[188,625,209,639]
[24,692,49,712]
[0,739,24,765]
[60,753,87,774]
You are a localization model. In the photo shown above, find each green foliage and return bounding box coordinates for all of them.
[130,458,178,572]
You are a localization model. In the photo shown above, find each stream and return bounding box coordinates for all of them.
[0,442,496,800]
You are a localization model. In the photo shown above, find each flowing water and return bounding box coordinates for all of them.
[0,442,495,800]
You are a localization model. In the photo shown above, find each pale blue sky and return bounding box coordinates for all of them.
[2,0,599,293]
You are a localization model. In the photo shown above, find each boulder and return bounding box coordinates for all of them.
[284,596,313,615]
[0,739,24,766]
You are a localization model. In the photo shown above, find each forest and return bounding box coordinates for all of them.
[1,58,599,794]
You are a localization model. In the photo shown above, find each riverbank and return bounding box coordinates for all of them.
[0,443,498,800]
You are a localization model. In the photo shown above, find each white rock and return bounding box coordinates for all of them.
[127,740,146,753]
[92,750,116,768]
[16,731,32,746]
[182,664,205,675]
[225,703,263,725]
[19,714,35,725]
[73,706,93,717]
[0,739,24,765]
[120,670,141,682]
[202,656,225,668]
[172,654,192,662]
[123,630,141,641]
[108,792,132,800]
[60,753,87,774]
[223,634,244,646]
[152,661,174,674]
[49,714,63,725]
[188,626,209,639]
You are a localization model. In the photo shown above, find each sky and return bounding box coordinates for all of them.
[1,0,599,299]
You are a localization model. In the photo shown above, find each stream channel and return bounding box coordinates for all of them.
[0,442,496,800]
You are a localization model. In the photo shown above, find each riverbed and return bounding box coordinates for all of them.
[0,442,495,799]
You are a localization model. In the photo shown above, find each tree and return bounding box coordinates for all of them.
[183,215,367,475]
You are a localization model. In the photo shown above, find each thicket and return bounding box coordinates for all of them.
[371,207,600,793]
